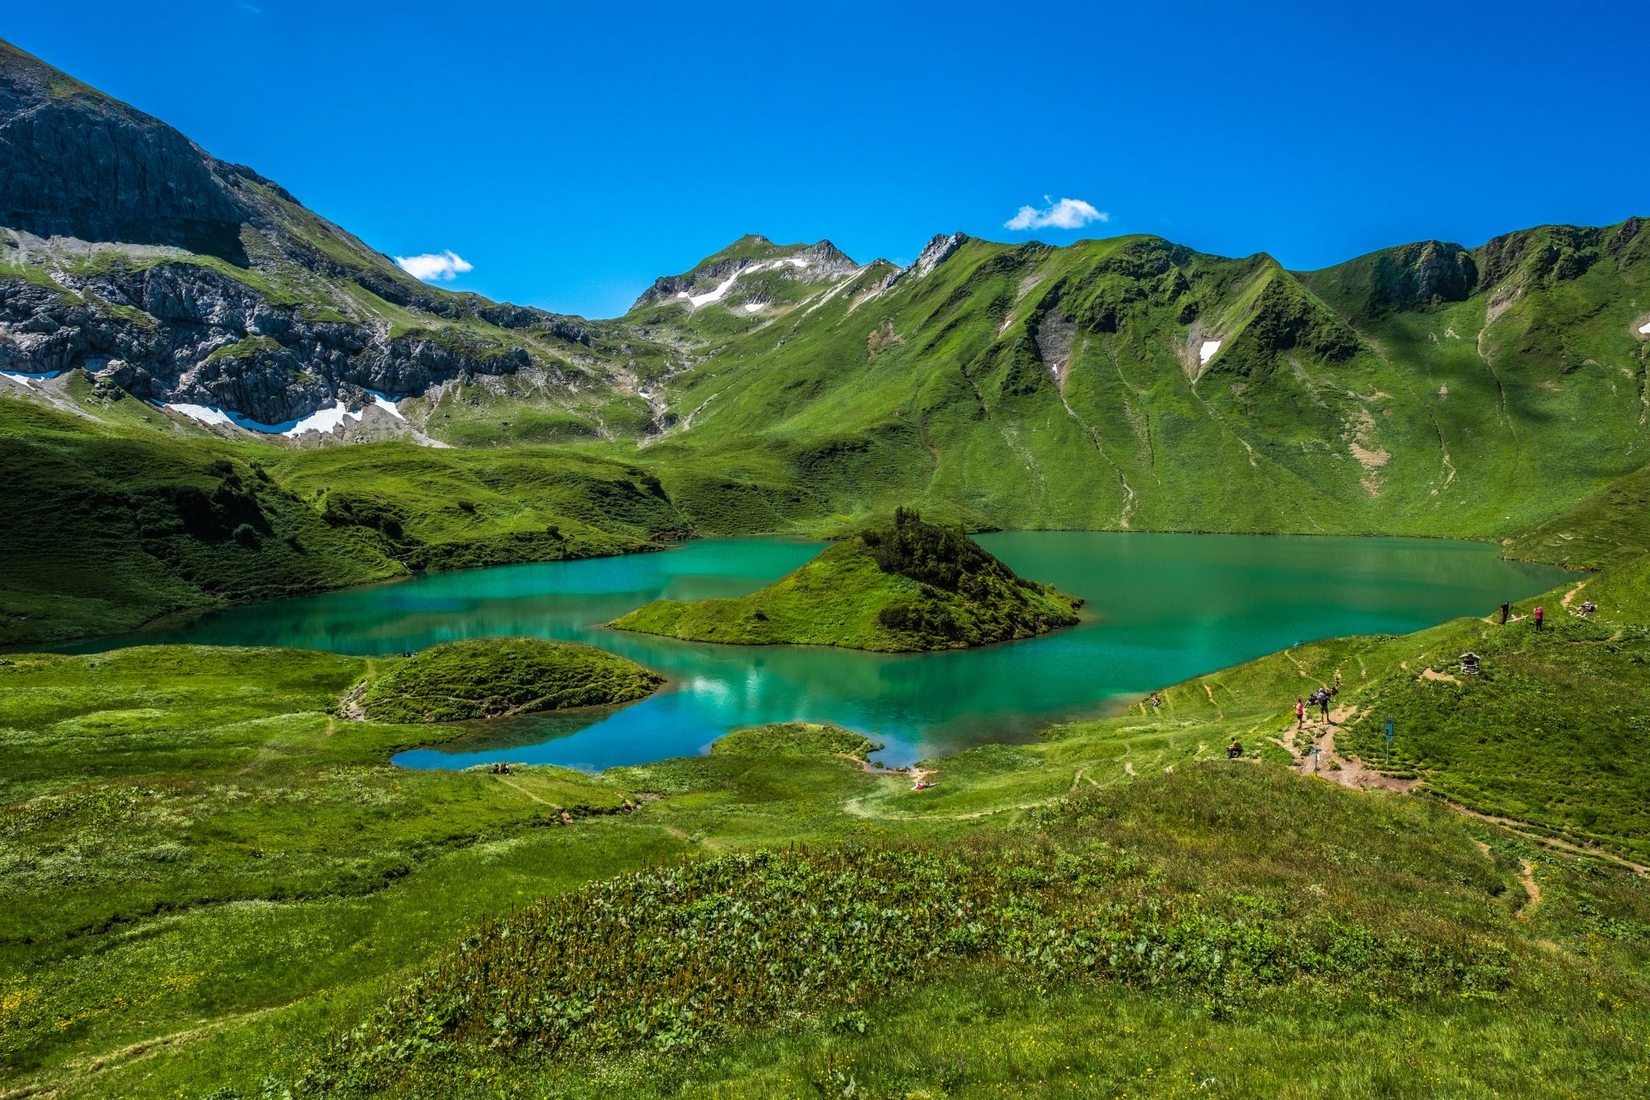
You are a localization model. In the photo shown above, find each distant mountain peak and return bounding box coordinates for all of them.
[629,237,860,313]
[887,232,966,288]
[0,37,252,259]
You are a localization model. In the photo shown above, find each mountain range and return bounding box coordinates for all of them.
[3,36,1649,641]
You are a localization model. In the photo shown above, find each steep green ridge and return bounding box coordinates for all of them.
[612,509,1082,651]
[1337,613,1650,860]
[349,638,662,723]
[621,222,1650,541]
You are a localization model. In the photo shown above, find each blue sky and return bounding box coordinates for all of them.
[9,1,1648,318]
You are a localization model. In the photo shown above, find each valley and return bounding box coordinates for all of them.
[2,29,1649,1100]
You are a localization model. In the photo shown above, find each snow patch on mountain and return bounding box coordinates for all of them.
[1,368,64,388]
[366,390,406,421]
[1639,321,1650,335]
[686,256,811,308]
[802,274,859,316]
[154,393,405,436]
[164,403,239,428]
[1199,340,1222,364]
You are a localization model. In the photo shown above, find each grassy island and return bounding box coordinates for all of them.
[347,637,664,723]
[611,508,1083,651]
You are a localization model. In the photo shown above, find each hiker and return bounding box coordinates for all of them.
[1318,690,1331,722]
[1499,602,1510,625]
[1150,692,1163,711]
[1580,600,1596,616]
[1227,739,1243,759]
[1533,606,1545,632]
[1295,698,1306,729]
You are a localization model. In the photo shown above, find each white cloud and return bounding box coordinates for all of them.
[394,249,474,282]
[1004,196,1109,231]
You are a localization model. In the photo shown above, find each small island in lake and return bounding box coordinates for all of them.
[611,508,1083,652]
[345,637,664,723]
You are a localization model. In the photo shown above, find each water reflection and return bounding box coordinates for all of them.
[66,533,1570,769]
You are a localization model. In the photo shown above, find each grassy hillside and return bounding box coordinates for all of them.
[349,638,663,723]
[4,605,1649,1097]
[612,508,1082,650]
[603,219,1650,542]
[0,399,683,645]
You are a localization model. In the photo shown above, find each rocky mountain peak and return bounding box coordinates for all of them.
[0,39,252,260]
[885,232,966,289]
[629,237,861,312]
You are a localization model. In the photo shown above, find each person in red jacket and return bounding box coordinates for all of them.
[1295,698,1306,729]
[1533,606,1545,632]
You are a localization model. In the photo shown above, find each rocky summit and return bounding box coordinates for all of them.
[0,39,609,431]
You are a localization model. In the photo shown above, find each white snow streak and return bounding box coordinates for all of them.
[686,256,811,308]
[152,393,405,435]
[1199,340,1222,364]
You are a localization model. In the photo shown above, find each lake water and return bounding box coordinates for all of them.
[66,533,1569,769]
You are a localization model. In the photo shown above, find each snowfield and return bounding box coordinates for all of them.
[1,369,64,388]
[153,393,405,436]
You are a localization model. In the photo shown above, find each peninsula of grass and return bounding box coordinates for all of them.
[610,508,1083,652]
[347,637,663,723]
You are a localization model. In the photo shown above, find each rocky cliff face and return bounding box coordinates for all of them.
[0,41,251,259]
[0,259,560,422]
[891,232,966,285]
[0,39,604,431]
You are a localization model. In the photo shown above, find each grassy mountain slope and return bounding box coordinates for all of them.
[612,509,1081,650]
[611,222,1649,542]
[0,399,679,645]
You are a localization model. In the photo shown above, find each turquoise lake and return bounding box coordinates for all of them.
[69,533,1569,769]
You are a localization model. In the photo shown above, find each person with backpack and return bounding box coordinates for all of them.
[1499,601,1511,625]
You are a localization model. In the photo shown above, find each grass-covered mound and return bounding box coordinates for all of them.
[710,721,880,760]
[611,508,1082,651]
[349,637,663,723]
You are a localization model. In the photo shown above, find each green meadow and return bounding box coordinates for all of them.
[4,514,1650,1096]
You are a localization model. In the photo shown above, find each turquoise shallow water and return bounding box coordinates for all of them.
[67,533,1569,769]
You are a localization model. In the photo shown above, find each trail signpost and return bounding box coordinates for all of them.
[1384,716,1394,766]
